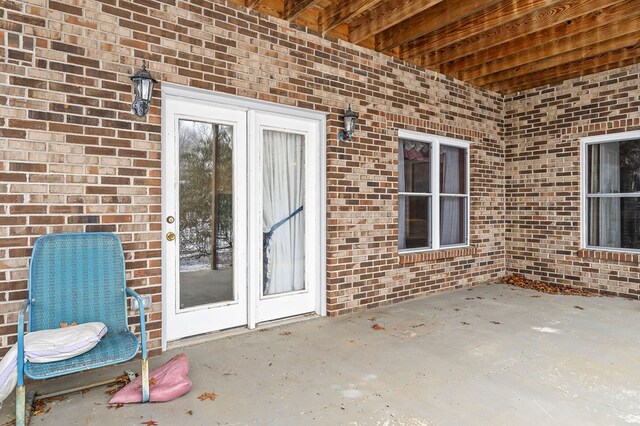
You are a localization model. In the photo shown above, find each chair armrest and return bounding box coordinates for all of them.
[126,288,147,359]
[17,299,29,386]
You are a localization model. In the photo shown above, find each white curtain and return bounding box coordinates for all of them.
[440,146,464,246]
[590,143,621,247]
[263,130,305,295]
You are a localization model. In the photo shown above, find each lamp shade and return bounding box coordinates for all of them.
[130,61,157,117]
[343,105,358,134]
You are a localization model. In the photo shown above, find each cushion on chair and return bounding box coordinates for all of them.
[25,330,138,380]
[0,322,109,403]
[26,322,107,363]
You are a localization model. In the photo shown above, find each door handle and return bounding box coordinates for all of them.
[166,232,176,241]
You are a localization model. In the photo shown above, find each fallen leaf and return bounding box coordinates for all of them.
[279,331,291,336]
[453,308,461,311]
[105,373,132,395]
[574,305,584,310]
[371,323,385,331]
[490,321,500,325]
[461,322,470,326]
[59,322,67,328]
[107,403,124,410]
[186,410,193,416]
[198,392,218,401]
[31,396,66,416]
[150,377,158,386]
[410,323,425,328]
[465,297,475,300]
[531,295,541,298]
[141,421,158,425]
[368,317,376,321]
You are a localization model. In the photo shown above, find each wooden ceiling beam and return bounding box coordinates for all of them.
[348,0,446,44]
[469,29,640,87]
[284,0,321,21]
[374,0,502,52]
[401,0,564,61]
[455,12,640,82]
[416,0,627,69]
[490,46,640,93]
[319,0,382,34]
[245,0,262,8]
[437,0,640,76]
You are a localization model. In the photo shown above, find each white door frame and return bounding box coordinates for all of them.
[161,83,327,350]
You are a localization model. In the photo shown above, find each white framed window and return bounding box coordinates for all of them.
[581,131,640,252]
[398,130,470,252]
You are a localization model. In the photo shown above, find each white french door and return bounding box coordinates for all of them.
[162,88,325,345]
[249,112,320,324]
[163,97,248,342]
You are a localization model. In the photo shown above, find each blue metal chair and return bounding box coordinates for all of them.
[16,233,149,425]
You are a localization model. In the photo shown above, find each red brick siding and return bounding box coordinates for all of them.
[0,0,504,355]
[504,64,640,299]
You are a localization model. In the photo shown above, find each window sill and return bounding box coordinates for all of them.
[399,246,477,264]
[577,249,640,264]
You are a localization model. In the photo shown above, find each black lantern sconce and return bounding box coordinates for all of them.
[338,105,359,142]
[130,60,157,117]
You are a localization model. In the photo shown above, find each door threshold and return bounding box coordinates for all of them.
[166,312,319,351]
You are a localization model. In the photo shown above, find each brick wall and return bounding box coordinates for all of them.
[504,63,640,298]
[0,0,505,355]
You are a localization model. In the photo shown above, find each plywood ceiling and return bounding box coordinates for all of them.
[234,0,640,94]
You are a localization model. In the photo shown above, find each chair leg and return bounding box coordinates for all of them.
[141,357,149,403]
[16,385,25,426]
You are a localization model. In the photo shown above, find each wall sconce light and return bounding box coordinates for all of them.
[338,105,359,142]
[130,60,157,117]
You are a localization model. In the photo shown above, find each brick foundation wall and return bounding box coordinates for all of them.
[0,0,505,355]
[504,64,640,299]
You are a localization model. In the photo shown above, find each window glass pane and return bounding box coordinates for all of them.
[400,139,430,193]
[399,195,431,249]
[440,196,467,246]
[440,145,467,194]
[178,120,234,309]
[588,197,640,250]
[262,130,305,296]
[588,140,640,194]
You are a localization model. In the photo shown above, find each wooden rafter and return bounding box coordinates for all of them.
[284,0,321,21]
[374,0,502,52]
[416,0,627,69]
[245,0,262,8]
[491,46,640,93]
[470,29,640,87]
[348,0,446,44]
[319,0,381,34]
[400,0,565,61]
[438,0,640,77]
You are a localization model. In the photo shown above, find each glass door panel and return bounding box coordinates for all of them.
[262,130,305,297]
[178,119,235,309]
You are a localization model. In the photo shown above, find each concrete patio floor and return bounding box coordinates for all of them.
[1,283,639,425]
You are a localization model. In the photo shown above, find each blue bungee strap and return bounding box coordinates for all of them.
[263,205,304,294]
